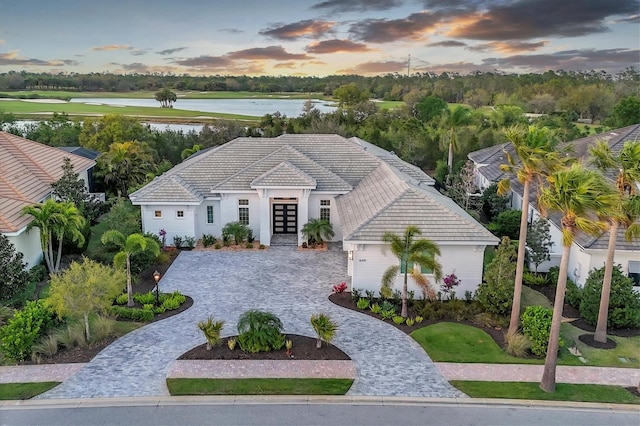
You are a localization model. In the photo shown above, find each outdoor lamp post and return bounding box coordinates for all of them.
[153,270,161,306]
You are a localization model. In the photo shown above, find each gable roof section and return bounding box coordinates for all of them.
[467,124,640,251]
[0,131,96,233]
[337,162,498,244]
[251,161,317,188]
[126,175,202,204]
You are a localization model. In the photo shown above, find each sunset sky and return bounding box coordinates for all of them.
[1,0,638,76]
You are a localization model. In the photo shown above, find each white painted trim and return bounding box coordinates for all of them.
[131,201,201,206]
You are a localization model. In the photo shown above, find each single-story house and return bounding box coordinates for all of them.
[0,131,96,268]
[131,134,498,295]
[468,124,640,287]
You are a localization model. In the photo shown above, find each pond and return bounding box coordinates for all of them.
[69,97,336,117]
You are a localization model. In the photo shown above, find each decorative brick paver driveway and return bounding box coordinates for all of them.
[38,246,464,399]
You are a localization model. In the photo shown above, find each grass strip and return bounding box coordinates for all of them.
[0,382,60,400]
[450,381,640,405]
[166,378,353,396]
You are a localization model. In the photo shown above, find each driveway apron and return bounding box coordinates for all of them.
[37,246,464,399]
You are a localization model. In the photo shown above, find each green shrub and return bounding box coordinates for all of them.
[222,222,250,245]
[134,291,156,305]
[370,303,382,314]
[173,235,183,248]
[110,306,154,321]
[259,244,266,250]
[214,243,222,249]
[356,298,370,310]
[505,331,531,357]
[380,300,395,313]
[392,315,405,324]
[198,316,225,350]
[237,310,285,353]
[381,309,395,320]
[565,279,582,309]
[579,265,640,328]
[55,323,87,349]
[0,234,30,303]
[405,317,415,327]
[414,315,424,324]
[31,334,59,362]
[310,313,338,348]
[245,243,254,249]
[90,315,116,342]
[521,306,559,357]
[184,236,196,249]
[143,303,154,311]
[487,209,522,240]
[475,236,516,317]
[523,272,547,287]
[0,300,55,361]
[115,293,129,305]
[161,297,180,311]
[166,291,186,304]
[202,234,216,247]
[29,265,48,283]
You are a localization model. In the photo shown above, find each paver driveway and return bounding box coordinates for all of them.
[38,246,464,399]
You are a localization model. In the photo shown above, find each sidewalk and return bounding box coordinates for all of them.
[2,362,639,388]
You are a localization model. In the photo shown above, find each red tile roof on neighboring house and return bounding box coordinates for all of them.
[0,131,95,233]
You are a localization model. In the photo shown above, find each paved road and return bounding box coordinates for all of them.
[37,246,462,399]
[2,399,638,426]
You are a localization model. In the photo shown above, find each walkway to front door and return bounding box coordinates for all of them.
[273,203,297,234]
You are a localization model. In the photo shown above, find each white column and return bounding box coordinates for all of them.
[298,189,310,246]
[258,189,271,246]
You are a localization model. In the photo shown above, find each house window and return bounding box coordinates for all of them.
[154,210,162,218]
[176,210,184,218]
[399,253,434,274]
[206,206,214,224]
[238,199,249,225]
[320,199,331,222]
[629,261,640,286]
[420,252,434,274]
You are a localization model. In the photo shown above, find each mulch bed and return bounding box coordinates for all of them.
[329,292,507,348]
[578,333,617,350]
[179,334,351,361]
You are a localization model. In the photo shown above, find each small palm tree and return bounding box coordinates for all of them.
[589,140,640,343]
[197,316,225,350]
[301,218,334,245]
[101,230,160,307]
[381,225,442,318]
[538,163,617,393]
[222,222,249,245]
[310,313,338,348]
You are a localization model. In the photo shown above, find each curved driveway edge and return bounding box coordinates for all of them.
[37,246,464,399]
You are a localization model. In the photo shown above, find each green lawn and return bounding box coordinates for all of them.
[451,381,640,404]
[0,382,59,400]
[521,286,552,310]
[166,378,353,396]
[560,323,640,368]
[376,100,405,109]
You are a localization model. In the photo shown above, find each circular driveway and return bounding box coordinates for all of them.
[39,246,464,399]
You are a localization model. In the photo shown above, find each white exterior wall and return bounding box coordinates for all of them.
[195,200,222,239]
[141,205,196,244]
[308,193,342,241]
[6,229,42,269]
[220,193,261,240]
[568,246,592,287]
[349,242,487,298]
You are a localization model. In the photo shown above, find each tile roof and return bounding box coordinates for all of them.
[468,124,640,251]
[251,161,317,188]
[0,131,96,233]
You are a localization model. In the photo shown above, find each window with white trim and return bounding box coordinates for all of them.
[320,199,331,222]
[176,210,184,218]
[206,206,214,224]
[154,210,162,218]
[238,199,249,225]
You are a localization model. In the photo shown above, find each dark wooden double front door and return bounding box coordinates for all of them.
[273,204,297,234]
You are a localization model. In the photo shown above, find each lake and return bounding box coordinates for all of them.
[69,97,336,117]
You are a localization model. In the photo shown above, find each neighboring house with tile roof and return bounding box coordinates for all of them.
[131,134,499,295]
[0,132,96,268]
[468,124,640,287]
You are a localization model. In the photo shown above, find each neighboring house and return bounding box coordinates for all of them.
[0,132,95,268]
[58,146,100,194]
[468,124,640,287]
[131,134,498,295]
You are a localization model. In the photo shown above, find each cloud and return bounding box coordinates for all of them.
[109,62,178,74]
[226,46,312,60]
[481,48,640,72]
[612,14,640,24]
[427,40,467,47]
[157,47,188,55]
[311,0,401,13]
[219,28,244,34]
[274,62,297,69]
[448,0,640,40]
[305,39,372,54]
[173,55,232,68]
[467,40,548,53]
[337,60,406,74]
[91,44,133,51]
[349,11,441,43]
[0,51,78,67]
[415,61,496,75]
[260,19,335,40]
[131,48,151,56]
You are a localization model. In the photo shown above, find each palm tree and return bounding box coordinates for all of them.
[197,316,225,350]
[22,199,86,273]
[589,140,640,343]
[301,218,335,245]
[96,141,155,197]
[440,105,471,185]
[180,144,203,160]
[497,125,566,336]
[381,225,443,318]
[101,230,160,307]
[537,163,617,392]
[310,313,338,348]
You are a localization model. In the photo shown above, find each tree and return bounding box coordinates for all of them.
[197,316,225,350]
[333,83,369,107]
[0,234,30,302]
[180,144,203,160]
[95,141,156,196]
[446,160,481,213]
[605,95,640,128]
[101,231,160,307]
[440,106,472,184]
[310,313,338,348]
[155,88,177,108]
[526,218,553,273]
[480,182,509,221]
[589,140,640,343]
[47,258,125,340]
[537,164,617,392]
[498,125,566,335]
[415,95,447,123]
[475,236,516,316]
[22,199,86,273]
[381,226,443,318]
[78,114,150,152]
[301,218,335,245]
[51,157,101,223]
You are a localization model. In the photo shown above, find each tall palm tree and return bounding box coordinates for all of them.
[497,125,566,335]
[101,230,160,307]
[22,199,85,273]
[537,164,617,392]
[381,225,443,318]
[589,140,640,343]
[441,106,471,184]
